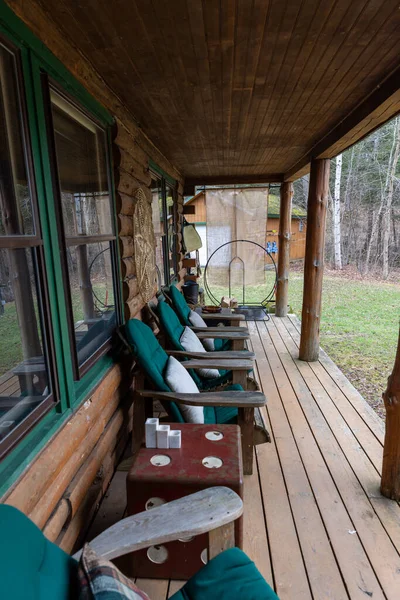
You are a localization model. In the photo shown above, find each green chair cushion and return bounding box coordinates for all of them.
[124,319,170,392]
[157,302,186,350]
[170,547,279,600]
[203,384,243,424]
[170,284,191,324]
[157,302,234,391]
[214,338,232,352]
[124,319,184,422]
[0,504,78,600]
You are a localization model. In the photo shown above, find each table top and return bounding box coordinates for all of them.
[128,423,242,485]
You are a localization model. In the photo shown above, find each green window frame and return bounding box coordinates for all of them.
[0,3,123,494]
[150,163,178,286]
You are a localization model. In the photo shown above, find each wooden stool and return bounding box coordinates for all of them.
[126,423,243,579]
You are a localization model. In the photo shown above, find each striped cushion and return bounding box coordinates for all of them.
[78,544,150,599]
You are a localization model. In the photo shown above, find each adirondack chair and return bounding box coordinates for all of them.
[154,300,255,391]
[165,285,247,351]
[121,318,266,474]
[0,487,279,600]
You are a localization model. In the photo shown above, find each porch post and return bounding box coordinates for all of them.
[381,325,400,500]
[275,182,293,317]
[299,158,330,362]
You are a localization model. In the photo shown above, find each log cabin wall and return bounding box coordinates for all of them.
[1,0,185,552]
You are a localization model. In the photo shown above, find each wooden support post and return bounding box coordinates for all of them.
[381,326,400,500]
[238,406,254,475]
[299,158,330,362]
[275,182,293,317]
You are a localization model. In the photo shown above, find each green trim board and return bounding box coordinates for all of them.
[0,4,123,492]
[149,159,176,187]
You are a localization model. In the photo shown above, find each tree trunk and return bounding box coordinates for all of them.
[333,154,342,270]
[275,182,293,317]
[381,325,400,500]
[299,158,330,362]
[364,117,400,275]
[382,117,400,279]
[0,161,42,360]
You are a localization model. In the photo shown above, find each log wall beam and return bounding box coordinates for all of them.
[381,325,400,500]
[299,159,330,362]
[275,182,293,317]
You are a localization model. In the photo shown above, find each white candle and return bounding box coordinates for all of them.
[156,424,170,449]
[169,430,181,449]
[145,417,159,448]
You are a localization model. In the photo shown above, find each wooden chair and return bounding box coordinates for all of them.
[163,285,249,350]
[119,319,267,474]
[0,487,279,599]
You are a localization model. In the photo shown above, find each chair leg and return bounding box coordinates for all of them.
[208,521,235,560]
[132,372,146,455]
[238,406,254,475]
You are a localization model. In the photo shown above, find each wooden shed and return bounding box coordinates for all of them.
[184,191,307,264]
[0,1,399,598]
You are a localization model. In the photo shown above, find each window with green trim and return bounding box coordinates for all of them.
[45,84,119,379]
[0,31,121,460]
[151,171,177,286]
[0,39,57,459]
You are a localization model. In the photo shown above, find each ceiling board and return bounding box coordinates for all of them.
[30,0,400,180]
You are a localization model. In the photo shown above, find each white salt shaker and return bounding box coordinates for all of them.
[169,430,181,449]
[156,424,170,449]
[145,417,159,448]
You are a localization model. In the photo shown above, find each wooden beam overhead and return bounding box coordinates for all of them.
[284,66,400,181]
[184,174,284,190]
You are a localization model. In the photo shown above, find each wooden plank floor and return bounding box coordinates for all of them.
[86,316,400,600]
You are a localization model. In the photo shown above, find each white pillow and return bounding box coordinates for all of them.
[188,310,208,328]
[188,310,215,351]
[165,356,204,423]
[180,327,220,379]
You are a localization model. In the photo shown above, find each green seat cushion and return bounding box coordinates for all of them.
[170,284,191,324]
[124,319,170,392]
[157,302,186,349]
[203,384,243,424]
[124,319,184,422]
[170,547,279,600]
[0,504,78,600]
[204,405,238,425]
[214,338,232,352]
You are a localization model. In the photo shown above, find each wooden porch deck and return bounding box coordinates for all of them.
[87,315,400,600]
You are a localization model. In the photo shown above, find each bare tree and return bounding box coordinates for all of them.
[333,153,343,270]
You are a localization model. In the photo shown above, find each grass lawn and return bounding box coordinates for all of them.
[203,268,400,418]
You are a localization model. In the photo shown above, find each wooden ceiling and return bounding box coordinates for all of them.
[29,0,400,181]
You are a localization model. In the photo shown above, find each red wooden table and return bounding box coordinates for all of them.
[126,423,243,579]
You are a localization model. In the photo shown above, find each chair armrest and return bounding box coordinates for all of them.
[190,326,248,333]
[73,487,243,561]
[165,350,255,360]
[182,358,253,371]
[139,389,266,407]
[196,330,249,340]
[199,312,245,322]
